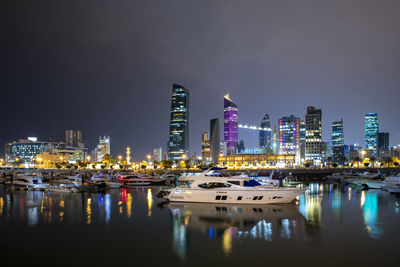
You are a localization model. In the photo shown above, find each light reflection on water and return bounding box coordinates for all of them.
[0,183,400,265]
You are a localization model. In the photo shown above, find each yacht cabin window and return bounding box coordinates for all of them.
[198,182,231,189]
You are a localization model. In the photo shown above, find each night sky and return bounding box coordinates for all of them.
[2,0,400,160]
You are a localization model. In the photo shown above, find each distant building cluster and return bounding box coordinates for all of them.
[3,130,117,168]
[165,83,398,169]
[2,83,399,170]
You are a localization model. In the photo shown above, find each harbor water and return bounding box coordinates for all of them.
[0,183,399,266]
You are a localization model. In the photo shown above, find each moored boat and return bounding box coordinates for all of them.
[159,169,306,204]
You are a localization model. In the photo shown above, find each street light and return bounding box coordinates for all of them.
[118,155,122,163]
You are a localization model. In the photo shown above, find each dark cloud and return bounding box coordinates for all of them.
[1,0,400,159]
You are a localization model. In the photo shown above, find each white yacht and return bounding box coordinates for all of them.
[347,173,400,189]
[6,173,47,189]
[159,169,306,204]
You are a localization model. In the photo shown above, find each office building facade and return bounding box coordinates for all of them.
[278,115,300,162]
[201,132,211,161]
[365,113,379,156]
[209,118,220,163]
[299,120,306,163]
[5,138,64,165]
[168,84,189,161]
[259,114,272,152]
[305,106,322,165]
[96,136,111,162]
[332,119,345,165]
[65,130,84,148]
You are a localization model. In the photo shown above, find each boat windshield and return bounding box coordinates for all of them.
[243,180,261,187]
[205,171,231,177]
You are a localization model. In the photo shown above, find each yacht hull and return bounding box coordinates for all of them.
[166,188,306,204]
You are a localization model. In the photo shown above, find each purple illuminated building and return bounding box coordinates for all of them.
[224,94,238,155]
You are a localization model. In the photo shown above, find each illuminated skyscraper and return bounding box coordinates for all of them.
[364,113,378,156]
[278,115,300,161]
[259,114,272,151]
[168,84,189,161]
[224,94,238,155]
[299,120,306,162]
[305,106,322,165]
[96,136,110,162]
[332,119,344,165]
[65,130,84,148]
[209,118,220,163]
[201,132,211,160]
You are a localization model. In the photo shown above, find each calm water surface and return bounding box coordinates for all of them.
[0,184,399,266]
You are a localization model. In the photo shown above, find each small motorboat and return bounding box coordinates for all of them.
[91,176,122,189]
[45,185,78,193]
[117,175,151,186]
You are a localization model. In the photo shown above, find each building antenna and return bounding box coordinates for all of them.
[52,120,56,142]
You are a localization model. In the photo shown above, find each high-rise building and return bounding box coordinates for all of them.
[378,132,389,151]
[332,119,345,165]
[259,114,272,151]
[305,106,322,165]
[278,115,300,162]
[321,141,331,163]
[201,132,211,161]
[378,132,389,158]
[152,147,162,162]
[299,120,306,163]
[365,113,379,156]
[224,94,238,155]
[220,141,227,156]
[237,139,245,153]
[209,118,220,163]
[96,136,110,162]
[168,84,189,161]
[272,125,278,155]
[65,130,84,148]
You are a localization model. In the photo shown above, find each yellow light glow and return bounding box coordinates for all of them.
[127,193,132,218]
[0,197,3,216]
[147,189,153,217]
[222,228,233,255]
[86,198,92,224]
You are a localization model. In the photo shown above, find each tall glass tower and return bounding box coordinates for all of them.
[332,119,344,164]
[210,118,220,163]
[224,94,238,155]
[305,106,322,165]
[365,113,378,156]
[168,84,189,161]
[259,114,272,151]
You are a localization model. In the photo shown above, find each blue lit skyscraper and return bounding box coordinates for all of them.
[365,113,379,156]
[224,94,238,155]
[168,84,189,161]
[259,114,272,151]
[332,119,345,165]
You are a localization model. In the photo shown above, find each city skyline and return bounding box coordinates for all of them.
[2,0,400,160]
